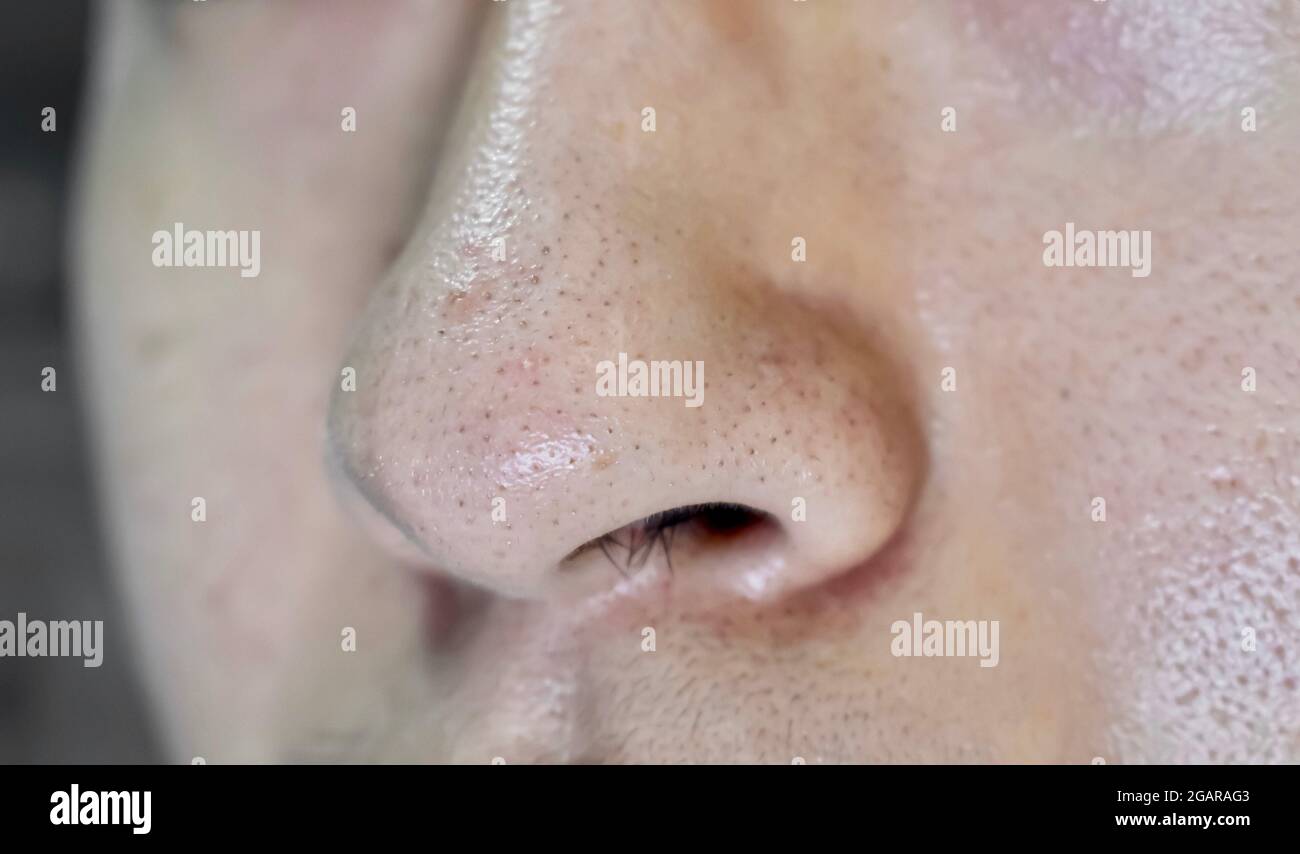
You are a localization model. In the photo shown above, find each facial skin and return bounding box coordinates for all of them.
[75,0,1299,762]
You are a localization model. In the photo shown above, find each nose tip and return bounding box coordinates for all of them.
[328,246,924,608]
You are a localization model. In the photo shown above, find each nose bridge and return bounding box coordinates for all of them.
[328,1,924,603]
[326,0,662,580]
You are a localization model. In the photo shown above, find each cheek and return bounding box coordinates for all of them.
[951,0,1293,132]
[170,0,477,168]
[176,0,434,92]
[1093,311,1300,760]
[1100,439,1300,762]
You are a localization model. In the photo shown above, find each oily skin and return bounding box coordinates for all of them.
[75,1,1298,762]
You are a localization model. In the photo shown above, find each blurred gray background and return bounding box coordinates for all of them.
[0,2,162,762]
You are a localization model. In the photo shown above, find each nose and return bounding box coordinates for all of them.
[327,0,925,610]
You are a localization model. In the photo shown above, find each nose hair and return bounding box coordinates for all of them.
[326,1,924,607]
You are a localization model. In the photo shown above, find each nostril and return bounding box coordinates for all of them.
[564,502,778,579]
[694,503,767,536]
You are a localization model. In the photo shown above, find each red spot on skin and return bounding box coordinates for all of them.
[492,354,547,390]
